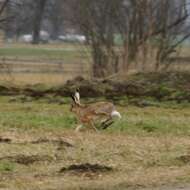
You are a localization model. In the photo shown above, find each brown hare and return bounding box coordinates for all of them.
[70,90,121,132]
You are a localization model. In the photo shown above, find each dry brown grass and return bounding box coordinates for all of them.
[0,130,190,190]
[0,72,90,85]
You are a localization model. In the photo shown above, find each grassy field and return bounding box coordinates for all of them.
[0,43,190,189]
[0,43,89,59]
[0,43,91,85]
[0,43,190,85]
[0,96,189,189]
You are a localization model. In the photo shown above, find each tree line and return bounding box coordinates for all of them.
[0,0,190,78]
[70,0,190,77]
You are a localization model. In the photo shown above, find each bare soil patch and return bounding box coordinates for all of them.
[0,154,53,165]
[59,163,113,180]
[59,163,113,174]
[0,137,11,143]
[30,137,74,147]
[177,155,190,164]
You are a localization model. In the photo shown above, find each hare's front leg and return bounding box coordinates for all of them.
[89,120,98,132]
[74,117,83,132]
[75,124,83,132]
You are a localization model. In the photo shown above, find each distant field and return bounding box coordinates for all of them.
[0,43,190,85]
[0,46,87,60]
[0,43,89,56]
[0,43,92,85]
[0,97,189,189]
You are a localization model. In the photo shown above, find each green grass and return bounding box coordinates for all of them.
[0,161,15,172]
[0,99,76,132]
[0,96,189,136]
[0,96,189,189]
[0,47,85,60]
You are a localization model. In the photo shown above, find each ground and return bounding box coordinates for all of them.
[0,97,189,189]
[0,43,190,189]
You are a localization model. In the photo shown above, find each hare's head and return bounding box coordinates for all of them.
[70,90,81,112]
[74,88,80,104]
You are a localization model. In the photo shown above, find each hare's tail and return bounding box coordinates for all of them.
[111,110,121,119]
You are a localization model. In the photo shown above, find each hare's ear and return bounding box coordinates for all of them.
[74,89,80,103]
[71,95,76,102]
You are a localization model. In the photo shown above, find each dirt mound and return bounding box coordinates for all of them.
[0,154,53,165]
[31,138,74,147]
[59,163,113,176]
[59,72,190,102]
[1,71,190,102]
[0,137,11,143]
[177,155,190,164]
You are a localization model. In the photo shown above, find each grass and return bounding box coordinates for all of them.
[109,106,190,135]
[0,43,91,85]
[0,98,75,132]
[0,42,190,189]
[0,96,189,135]
[0,96,189,189]
[0,161,15,172]
[0,47,82,60]
[0,43,89,60]
[0,43,190,86]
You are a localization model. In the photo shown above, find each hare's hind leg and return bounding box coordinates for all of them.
[101,118,114,129]
[101,110,122,129]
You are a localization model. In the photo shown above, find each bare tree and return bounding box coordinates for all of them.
[48,0,64,40]
[0,0,10,24]
[66,0,121,77]
[4,0,64,41]
[32,0,48,44]
[66,0,190,78]
[2,0,190,76]
[0,0,9,15]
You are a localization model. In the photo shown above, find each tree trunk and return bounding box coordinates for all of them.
[32,0,47,44]
[51,19,60,40]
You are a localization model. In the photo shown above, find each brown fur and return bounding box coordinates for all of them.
[71,101,115,131]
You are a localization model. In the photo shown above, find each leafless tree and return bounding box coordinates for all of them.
[0,0,11,26]
[2,0,190,77]
[48,0,64,40]
[66,0,190,78]
[65,0,121,77]
[6,0,64,41]
[32,0,48,44]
